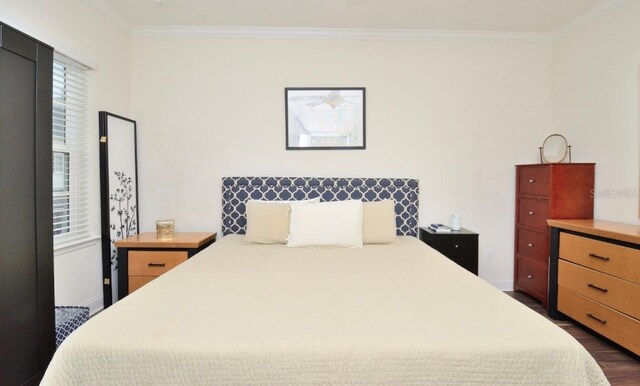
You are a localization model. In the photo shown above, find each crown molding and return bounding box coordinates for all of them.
[82,0,132,35]
[82,0,626,44]
[552,0,627,41]
[132,25,553,43]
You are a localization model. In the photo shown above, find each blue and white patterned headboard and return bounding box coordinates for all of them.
[222,177,419,236]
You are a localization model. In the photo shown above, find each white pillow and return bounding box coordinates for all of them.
[287,200,363,248]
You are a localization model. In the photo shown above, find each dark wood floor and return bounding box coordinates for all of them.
[506,291,640,385]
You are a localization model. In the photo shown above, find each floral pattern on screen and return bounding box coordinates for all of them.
[110,171,137,269]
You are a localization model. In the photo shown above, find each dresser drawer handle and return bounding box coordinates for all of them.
[588,253,610,262]
[148,263,166,268]
[528,211,535,215]
[587,283,608,293]
[529,179,535,183]
[527,274,533,279]
[527,243,534,248]
[454,244,459,248]
[586,313,607,324]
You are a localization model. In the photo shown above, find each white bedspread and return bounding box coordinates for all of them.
[42,236,608,385]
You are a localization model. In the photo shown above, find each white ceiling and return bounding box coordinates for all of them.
[103,0,606,33]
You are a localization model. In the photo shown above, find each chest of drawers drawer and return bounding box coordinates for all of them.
[517,166,550,197]
[559,232,640,284]
[558,259,640,320]
[516,257,547,301]
[517,198,549,231]
[516,227,549,264]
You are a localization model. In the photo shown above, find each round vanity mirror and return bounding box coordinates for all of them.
[540,134,569,163]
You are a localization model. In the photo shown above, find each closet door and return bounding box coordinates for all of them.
[0,23,54,385]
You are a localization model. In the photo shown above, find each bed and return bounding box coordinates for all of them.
[42,177,608,385]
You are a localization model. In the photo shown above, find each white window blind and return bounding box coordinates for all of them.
[52,52,91,247]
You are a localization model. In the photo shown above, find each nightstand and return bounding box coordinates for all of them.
[418,227,479,275]
[114,232,216,299]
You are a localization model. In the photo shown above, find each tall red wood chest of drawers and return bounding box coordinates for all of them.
[514,163,595,306]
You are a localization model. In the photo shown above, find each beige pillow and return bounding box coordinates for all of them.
[244,200,291,244]
[363,200,398,244]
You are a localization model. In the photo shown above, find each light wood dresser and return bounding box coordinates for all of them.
[114,232,216,299]
[548,219,640,355]
[514,164,595,306]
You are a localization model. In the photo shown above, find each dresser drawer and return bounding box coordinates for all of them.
[518,166,550,197]
[559,232,640,284]
[516,227,549,264]
[517,198,549,231]
[558,286,640,355]
[516,257,547,301]
[129,276,156,294]
[559,260,640,320]
[128,250,188,276]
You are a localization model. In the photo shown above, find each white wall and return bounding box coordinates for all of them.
[554,0,640,224]
[131,37,554,289]
[0,0,131,313]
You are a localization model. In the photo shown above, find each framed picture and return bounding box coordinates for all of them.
[285,87,366,150]
[99,112,139,308]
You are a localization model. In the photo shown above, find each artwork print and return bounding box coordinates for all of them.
[286,88,365,150]
[99,112,139,308]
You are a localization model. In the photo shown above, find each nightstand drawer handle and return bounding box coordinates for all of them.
[528,243,534,248]
[148,263,166,268]
[454,244,459,248]
[586,313,607,324]
[587,283,608,293]
[589,253,610,262]
[528,211,535,215]
[527,274,533,279]
[529,179,535,183]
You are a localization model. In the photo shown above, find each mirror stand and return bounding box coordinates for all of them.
[539,144,571,164]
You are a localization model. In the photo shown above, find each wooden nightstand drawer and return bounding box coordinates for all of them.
[516,227,548,263]
[129,276,156,294]
[559,259,640,319]
[128,250,188,276]
[558,286,640,355]
[517,198,549,231]
[449,256,478,275]
[517,165,550,197]
[560,232,640,284]
[430,238,474,259]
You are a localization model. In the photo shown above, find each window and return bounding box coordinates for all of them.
[52,53,91,247]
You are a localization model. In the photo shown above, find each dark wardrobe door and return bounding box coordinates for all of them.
[0,23,54,385]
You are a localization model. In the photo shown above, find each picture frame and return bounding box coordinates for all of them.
[285,87,366,150]
[99,112,139,308]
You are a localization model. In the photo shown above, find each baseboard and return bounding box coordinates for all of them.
[82,294,104,316]
[486,280,514,291]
